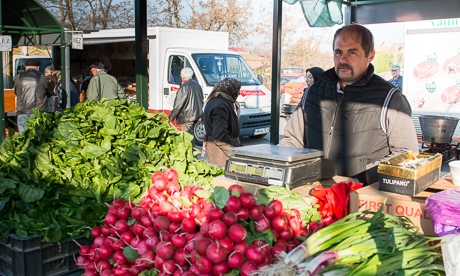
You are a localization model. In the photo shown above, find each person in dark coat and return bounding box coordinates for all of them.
[202,78,242,168]
[169,67,204,140]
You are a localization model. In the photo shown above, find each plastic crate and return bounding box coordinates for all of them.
[0,234,91,276]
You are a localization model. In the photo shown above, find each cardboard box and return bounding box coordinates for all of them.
[350,183,435,236]
[377,152,442,196]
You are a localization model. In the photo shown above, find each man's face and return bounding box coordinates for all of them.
[333,30,375,86]
[391,68,400,79]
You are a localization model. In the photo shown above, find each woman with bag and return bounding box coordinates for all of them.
[202,78,242,168]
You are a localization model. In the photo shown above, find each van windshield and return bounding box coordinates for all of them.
[192,54,261,86]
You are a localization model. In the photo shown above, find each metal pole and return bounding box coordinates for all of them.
[270,0,282,145]
[135,0,148,109]
[0,0,6,141]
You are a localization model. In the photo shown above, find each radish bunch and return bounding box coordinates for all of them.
[76,168,310,276]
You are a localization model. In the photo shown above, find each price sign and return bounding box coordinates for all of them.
[72,34,84,50]
[0,36,12,52]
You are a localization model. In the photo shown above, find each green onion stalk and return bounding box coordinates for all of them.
[255,200,444,276]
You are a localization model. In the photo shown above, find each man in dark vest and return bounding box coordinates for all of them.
[279,24,419,185]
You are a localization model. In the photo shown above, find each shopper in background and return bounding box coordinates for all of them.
[202,78,242,168]
[303,67,324,93]
[86,62,126,101]
[51,70,80,108]
[279,24,418,185]
[14,59,50,134]
[169,68,204,141]
[389,64,403,92]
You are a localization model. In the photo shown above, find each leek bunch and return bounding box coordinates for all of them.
[257,202,444,276]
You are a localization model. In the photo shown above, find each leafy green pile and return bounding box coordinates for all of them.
[0,99,223,242]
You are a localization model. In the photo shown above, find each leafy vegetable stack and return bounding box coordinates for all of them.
[0,99,223,242]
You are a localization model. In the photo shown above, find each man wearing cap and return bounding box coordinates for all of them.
[86,62,126,101]
[389,64,403,92]
[14,59,51,134]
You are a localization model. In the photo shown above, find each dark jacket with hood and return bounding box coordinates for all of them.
[280,64,419,184]
[14,69,50,114]
[169,79,204,124]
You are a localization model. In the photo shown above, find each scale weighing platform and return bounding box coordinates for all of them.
[224,145,336,188]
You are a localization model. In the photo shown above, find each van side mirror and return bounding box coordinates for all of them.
[257,74,264,84]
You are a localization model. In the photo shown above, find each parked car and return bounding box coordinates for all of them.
[280,67,305,79]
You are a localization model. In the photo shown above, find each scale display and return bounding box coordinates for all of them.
[228,161,284,182]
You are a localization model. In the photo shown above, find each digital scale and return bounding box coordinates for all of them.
[224,145,336,188]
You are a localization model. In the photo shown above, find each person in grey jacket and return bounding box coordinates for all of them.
[86,62,126,101]
[14,59,51,134]
[279,24,419,185]
[169,68,204,138]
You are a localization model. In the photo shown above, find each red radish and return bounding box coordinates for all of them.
[227,224,247,243]
[154,255,165,270]
[206,208,224,221]
[189,249,199,263]
[171,234,187,248]
[249,205,264,220]
[104,213,118,226]
[156,241,175,260]
[189,264,201,275]
[145,235,160,249]
[130,236,141,248]
[114,220,129,234]
[116,205,131,220]
[100,225,111,237]
[255,217,270,232]
[236,208,250,221]
[79,245,92,256]
[271,244,287,256]
[95,259,111,272]
[270,229,280,240]
[222,211,238,226]
[205,243,228,264]
[199,221,210,237]
[228,184,244,196]
[140,215,153,228]
[93,236,105,248]
[218,237,234,252]
[159,201,174,214]
[151,171,166,184]
[83,269,98,276]
[154,216,170,232]
[227,251,244,269]
[224,196,241,212]
[240,261,258,276]
[131,222,145,236]
[112,250,127,265]
[194,237,212,256]
[245,245,265,264]
[269,199,283,214]
[168,222,180,233]
[159,230,171,241]
[182,217,197,233]
[239,192,257,209]
[166,180,180,194]
[196,256,213,273]
[173,248,188,266]
[90,226,101,239]
[142,226,157,239]
[111,239,125,251]
[120,231,134,244]
[263,206,277,219]
[164,168,179,182]
[97,245,113,260]
[162,259,177,274]
[271,214,289,232]
[154,177,168,191]
[279,226,294,241]
[233,242,249,255]
[167,211,182,223]
[212,261,230,276]
[208,220,227,239]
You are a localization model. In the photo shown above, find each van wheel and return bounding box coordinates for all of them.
[193,121,206,146]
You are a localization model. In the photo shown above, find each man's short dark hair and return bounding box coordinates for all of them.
[25,59,40,67]
[333,24,374,57]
